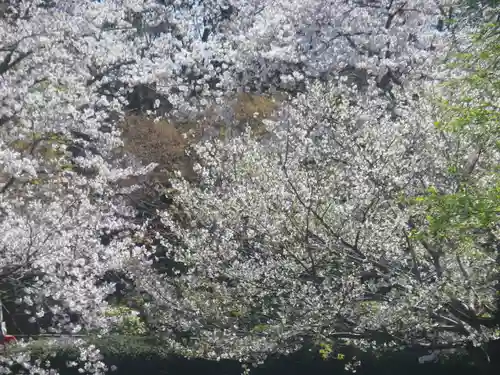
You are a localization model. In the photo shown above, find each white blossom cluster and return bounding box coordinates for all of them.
[153,77,499,365]
[0,340,108,375]
[0,0,162,335]
[0,1,157,372]
[0,0,498,373]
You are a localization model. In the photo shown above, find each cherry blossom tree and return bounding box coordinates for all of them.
[0,3,162,373]
[70,0,464,117]
[0,0,287,359]
[1,0,497,373]
[0,0,163,334]
[137,1,500,371]
[150,73,498,370]
[0,0,264,338]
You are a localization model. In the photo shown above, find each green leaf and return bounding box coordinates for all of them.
[318,342,333,360]
[251,324,269,333]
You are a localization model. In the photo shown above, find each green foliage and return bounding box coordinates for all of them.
[105,306,147,336]
[17,335,173,362]
[92,335,172,360]
[229,309,243,318]
[411,19,500,253]
[318,342,333,360]
[28,80,69,94]
[4,335,175,375]
[316,342,346,361]
[411,183,499,242]
[359,301,380,314]
[440,22,500,142]
[10,132,70,162]
[250,324,269,333]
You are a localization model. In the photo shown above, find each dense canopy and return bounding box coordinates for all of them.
[0,0,498,374]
